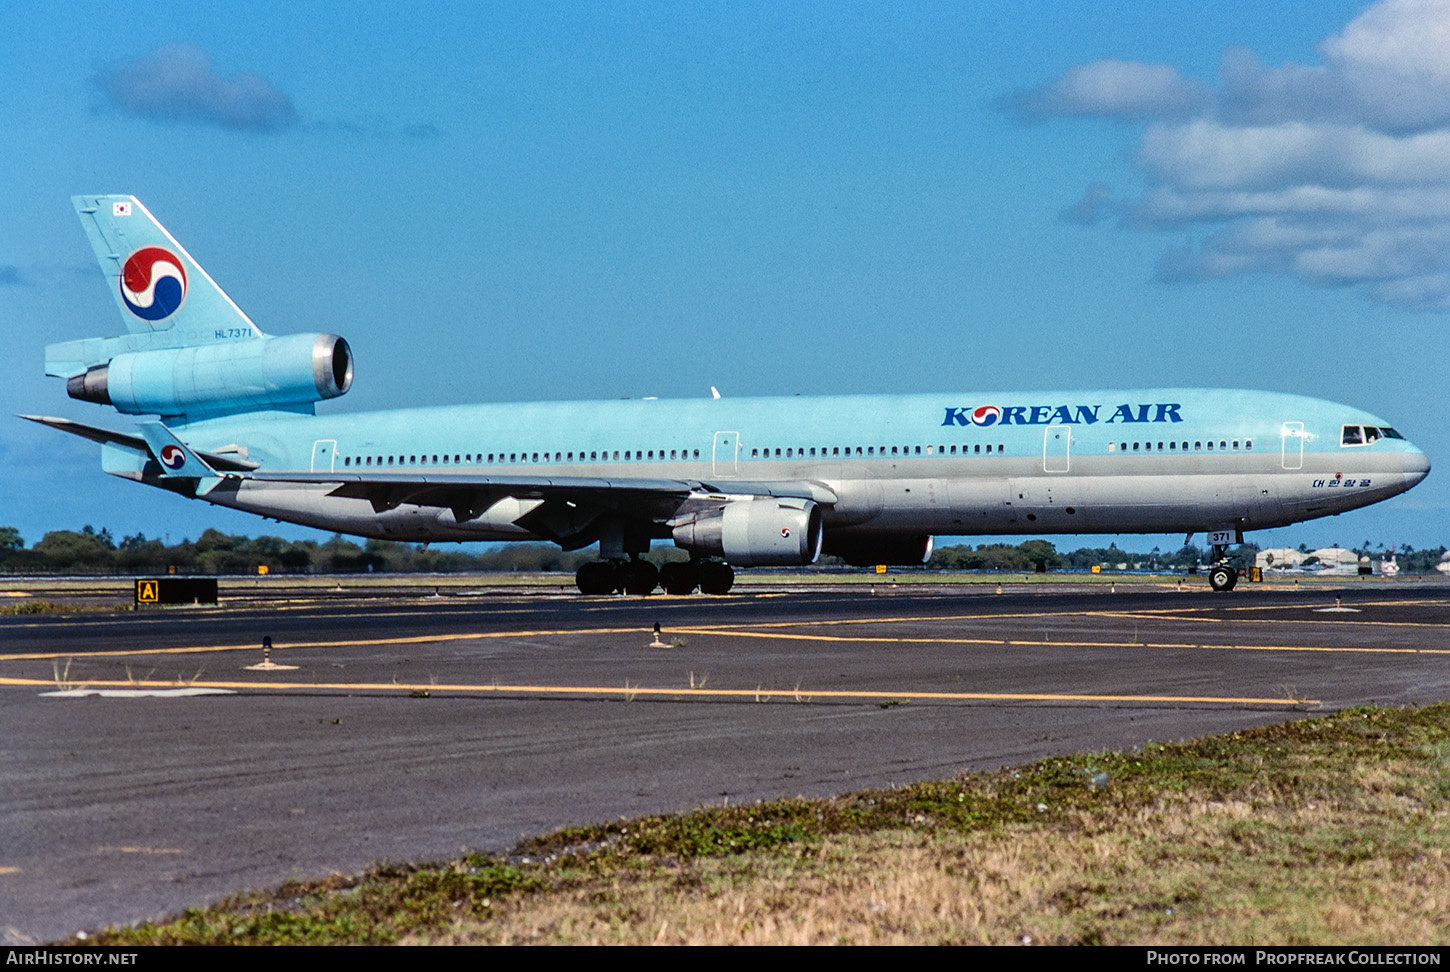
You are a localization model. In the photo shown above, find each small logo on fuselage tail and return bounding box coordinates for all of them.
[159,444,187,470]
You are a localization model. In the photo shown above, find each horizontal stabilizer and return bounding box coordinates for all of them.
[19,415,258,471]
[136,422,219,478]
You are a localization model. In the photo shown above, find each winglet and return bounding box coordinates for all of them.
[136,422,219,478]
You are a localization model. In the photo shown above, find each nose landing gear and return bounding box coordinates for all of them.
[1208,562,1238,592]
[1207,538,1239,592]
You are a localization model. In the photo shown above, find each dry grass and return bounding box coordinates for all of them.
[91,704,1450,946]
[430,790,1450,945]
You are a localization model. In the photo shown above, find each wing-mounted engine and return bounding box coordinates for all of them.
[671,497,823,566]
[823,534,934,567]
[63,333,353,418]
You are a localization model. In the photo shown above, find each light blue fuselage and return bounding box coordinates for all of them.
[127,387,1427,544]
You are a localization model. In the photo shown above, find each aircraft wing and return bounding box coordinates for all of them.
[250,469,834,500]
[22,410,837,548]
[248,470,838,549]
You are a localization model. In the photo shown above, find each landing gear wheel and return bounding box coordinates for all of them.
[659,562,699,595]
[615,560,659,596]
[575,561,614,595]
[1208,564,1238,592]
[698,562,735,595]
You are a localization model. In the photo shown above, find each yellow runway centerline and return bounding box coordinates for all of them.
[0,675,1316,707]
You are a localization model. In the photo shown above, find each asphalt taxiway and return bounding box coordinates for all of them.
[3,580,1449,942]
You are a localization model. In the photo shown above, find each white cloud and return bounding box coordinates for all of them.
[1139,121,1450,191]
[1001,60,1208,122]
[94,44,299,132]
[1010,0,1450,311]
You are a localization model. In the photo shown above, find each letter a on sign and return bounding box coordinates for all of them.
[136,579,159,603]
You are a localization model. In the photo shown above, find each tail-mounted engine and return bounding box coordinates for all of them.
[66,333,353,417]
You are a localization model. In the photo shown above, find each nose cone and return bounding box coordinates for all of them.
[1403,446,1431,486]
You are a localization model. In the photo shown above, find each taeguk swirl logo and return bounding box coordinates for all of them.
[159,444,187,470]
[120,247,188,321]
[970,405,1002,427]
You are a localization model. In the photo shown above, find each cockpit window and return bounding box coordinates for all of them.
[1343,425,1401,446]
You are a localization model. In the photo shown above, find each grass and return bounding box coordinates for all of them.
[83,703,1450,946]
[0,598,119,615]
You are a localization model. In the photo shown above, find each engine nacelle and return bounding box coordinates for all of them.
[824,534,934,567]
[672,498,823,567]
[67,333,353,417]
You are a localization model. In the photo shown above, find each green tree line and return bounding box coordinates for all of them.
[0,526,1437,575]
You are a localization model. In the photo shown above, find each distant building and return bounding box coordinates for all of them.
[1310,547,1362,575]
[1256,548,1306,570]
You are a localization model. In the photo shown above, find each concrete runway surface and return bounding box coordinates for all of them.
[3,579,1449,942]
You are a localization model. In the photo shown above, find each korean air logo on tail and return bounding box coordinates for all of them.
[158,444,187,470]
[120,247,187,321]
[970,405,1002,427]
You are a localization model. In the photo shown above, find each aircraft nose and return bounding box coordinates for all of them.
[1403,447,1431,485]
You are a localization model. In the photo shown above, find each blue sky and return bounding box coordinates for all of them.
[3,0,1445,554]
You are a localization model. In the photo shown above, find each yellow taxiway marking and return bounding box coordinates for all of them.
[0,675,1314,706]
[97,846,185,855]
[0,867,18,875]
[708,606,1450,629]
[1083,611,1222,622]
[668,627,1450,655]
[3,620,1447,662]
[0,627,650,663]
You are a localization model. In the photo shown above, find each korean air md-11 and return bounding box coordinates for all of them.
[24,196,1431,594]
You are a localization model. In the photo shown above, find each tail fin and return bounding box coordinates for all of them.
[48,196,351,421]
[71,195,265,343]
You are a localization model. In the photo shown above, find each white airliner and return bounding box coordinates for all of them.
[26,196,1430,594]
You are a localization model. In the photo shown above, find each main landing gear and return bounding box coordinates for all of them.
[574,559,735,596]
